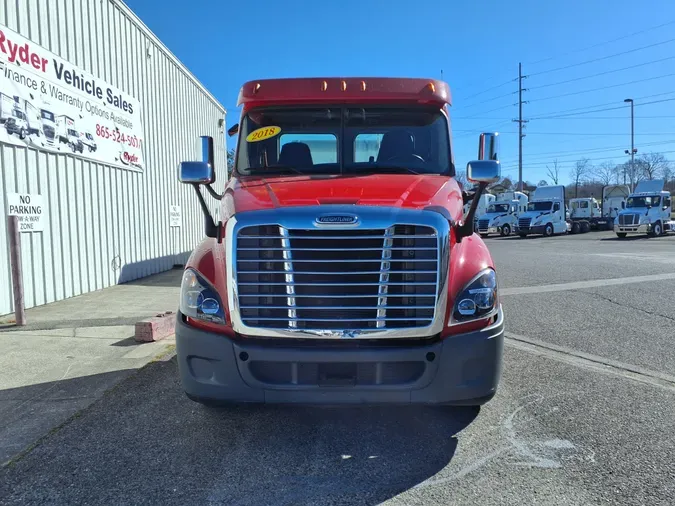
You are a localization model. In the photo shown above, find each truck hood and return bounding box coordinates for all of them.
[226,174,460,214]
[519,210,552,219]
[618,207,649,215]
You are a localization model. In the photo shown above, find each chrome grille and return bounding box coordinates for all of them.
[477,219,490,231]
[43,125,55,140]
[518,217,532,229]
[235,225,439,331]
[618,213,639,225]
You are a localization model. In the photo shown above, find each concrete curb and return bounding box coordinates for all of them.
[134,311,176,342]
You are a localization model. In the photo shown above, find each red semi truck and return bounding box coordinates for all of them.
[176,78,503,406]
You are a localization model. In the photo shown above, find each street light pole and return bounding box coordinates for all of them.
[624,98,635,191]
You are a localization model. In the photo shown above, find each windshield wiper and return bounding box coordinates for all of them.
[242,165,306,176]
[347,165,421,175]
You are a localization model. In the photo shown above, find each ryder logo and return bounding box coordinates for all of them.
[120,151,142,169]
[0,29,48,72]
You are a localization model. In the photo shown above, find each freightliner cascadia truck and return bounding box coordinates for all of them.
[176,78,503,407]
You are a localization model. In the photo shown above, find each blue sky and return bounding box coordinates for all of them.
[126,0,675,185]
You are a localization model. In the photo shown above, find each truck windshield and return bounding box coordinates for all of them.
[12,110,25,120]
[626,196,656,208]
[41,110,55,121]
[68,129,78,137]
[236,106,451,176]
[527,201,552,211]
[487,204,510,213]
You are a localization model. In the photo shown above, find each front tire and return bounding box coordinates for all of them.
[501,224,511,236]
[544,223,554,237]
[19,128,27,139]
[649,221,662,237]
[518,232,527,238]
[617,232,627,239]
[571,222,580,234]
[581,221,591,233]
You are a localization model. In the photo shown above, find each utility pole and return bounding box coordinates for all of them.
[624,98,636,191]
[513,63,528,191]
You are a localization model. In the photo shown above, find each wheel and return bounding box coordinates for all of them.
[518,233,527,238]
[616,233,627,239]
[19,128,26,139]
[571,222,580,234]
[88,146,93,152]
[501,224,511,236]
[581,221,591,233]
[649,221,662,237]
[480,233,489,238]
[543,223,554,237]
[71,144,76,152]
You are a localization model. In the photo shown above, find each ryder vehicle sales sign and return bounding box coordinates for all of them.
[0,25,144,171]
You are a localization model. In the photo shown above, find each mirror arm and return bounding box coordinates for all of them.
[456,182,489,242]
[204,184,223,200]
[191,184,222,242]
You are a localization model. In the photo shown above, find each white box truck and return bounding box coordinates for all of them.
[476,191,528,237]
[614,180,673,238]
[515,185,568,238]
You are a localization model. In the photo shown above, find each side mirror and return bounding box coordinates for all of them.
[179,136,215,184]
[478,132,499,161]
[457,132,501,242]
[466,160,501,184]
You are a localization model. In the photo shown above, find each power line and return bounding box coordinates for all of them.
[528,55,675,90]
[529,97,675,119]
[499,139,675,163]
[458,78,517,102]
[528,36,675,77]
[503,149,675,168]
[455,103,517,119]
[527,93,675,119]
[528,72,675,103]
[527,19,675,65]
[455,91,517,110]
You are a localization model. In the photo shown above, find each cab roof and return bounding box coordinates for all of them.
[237,77,451,109]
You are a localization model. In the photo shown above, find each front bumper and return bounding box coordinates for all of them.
[614,223,650,234]
[175,307,504,405]
[514,225,546,235]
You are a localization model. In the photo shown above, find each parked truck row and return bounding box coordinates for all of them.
[471,181,673,239]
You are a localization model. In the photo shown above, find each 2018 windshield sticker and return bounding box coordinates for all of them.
[246,126,281,143]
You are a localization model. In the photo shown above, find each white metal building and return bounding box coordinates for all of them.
[0,0,227,315]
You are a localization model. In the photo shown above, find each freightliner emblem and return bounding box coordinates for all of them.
[315,214,359,225]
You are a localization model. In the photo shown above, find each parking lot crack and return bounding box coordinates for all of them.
[576,290,675,323]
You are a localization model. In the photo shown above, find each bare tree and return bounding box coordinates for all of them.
[455,170,468,189]
[569,158,590,198]
[662,165,673,184]
[638,152,670,181]
[546,159,560,185]
[594,161,616,186]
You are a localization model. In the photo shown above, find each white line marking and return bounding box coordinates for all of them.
[501,272,675,296]
[505,332,675,392]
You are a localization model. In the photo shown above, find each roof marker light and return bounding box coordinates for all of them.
[361,80,367,91]
[341,80,347,91]
[321,80,328,92]
[253,83,261,94]
[428,82,436,93]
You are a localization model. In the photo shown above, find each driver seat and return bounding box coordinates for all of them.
[377,131,414,162]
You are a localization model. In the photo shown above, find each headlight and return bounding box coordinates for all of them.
[180,269,226,324]
[449,268,498,325]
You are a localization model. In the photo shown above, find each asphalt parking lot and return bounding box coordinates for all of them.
[1,230,675,505]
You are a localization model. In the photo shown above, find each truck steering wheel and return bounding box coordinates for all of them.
[383,153,425,165]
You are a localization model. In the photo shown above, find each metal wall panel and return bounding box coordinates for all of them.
[1,0,227,315]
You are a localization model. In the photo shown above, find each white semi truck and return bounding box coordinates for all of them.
[614,180,673,238]
[515,185,568,238]
[567,185,630,233]
[464,193,496,232]
[476,191,528,237]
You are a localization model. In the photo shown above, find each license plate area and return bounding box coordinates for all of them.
[318,363,357,386]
